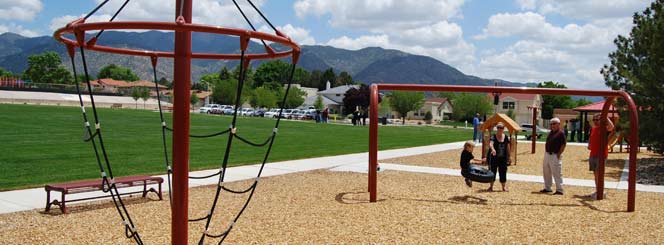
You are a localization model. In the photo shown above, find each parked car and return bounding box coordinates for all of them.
[240,108,255,116]
[291,110,306,120]
[222,106,236,115]
[199,104,220,114]
[281,109,294,119]
[264,108,282,118]
[288,109,303,119]
[210,105,230,114]
[297,111,315,120]
[521,123,549,140]
[253,109,266,117]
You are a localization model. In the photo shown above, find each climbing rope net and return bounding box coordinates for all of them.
[53,0,300,244]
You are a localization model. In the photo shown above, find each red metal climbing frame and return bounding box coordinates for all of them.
[53,1,300,243]
[368,84,639,212]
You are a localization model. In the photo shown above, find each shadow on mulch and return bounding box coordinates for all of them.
[335,191,626,213]
[40,193,163,216]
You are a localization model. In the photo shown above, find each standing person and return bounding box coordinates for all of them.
[541,118,566,195]
[584,120,591,142]
[362,109,368,125]
[487,122,511,192]
[472,113,480,142]
[460,141,486,187]
[322,108,329,123]
[564,120,569,138]
[315,109,321,123]
[351,109,358,125]
[587,114,614,199]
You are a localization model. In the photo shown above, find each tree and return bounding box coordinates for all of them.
[232,64,254,88]
[140,88,150,109]
[322,68,337,87]
[450,93,493,122]
[0,67,14,77]
[389,91,425,125]
[538,81,575,119]
[341,84,379,115]
[23,52,72,84]
[157,77,172,89]
[424,111,433,123]
[210,77,251,105]
[313,95,324,110]
[601,0,664,152]
[253,60,291,89]
[190,92,199,111]
[378,96,392,116]
[219,66,231,80]
[131,87,141,109]
[250,86,278,108]
[309,70,324,90]
[336,71,353,85]
[276,86,305,109]
[575,98,593,108]
[97,64,140,81]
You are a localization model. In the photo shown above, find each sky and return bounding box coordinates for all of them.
[0,0,654,89]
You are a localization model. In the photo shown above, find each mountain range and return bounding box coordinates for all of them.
[0,31,534,87]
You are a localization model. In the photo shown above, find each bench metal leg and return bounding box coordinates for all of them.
[158,182,163,200]
[45,190,51,213]
[142,181,148,198]
[60,192,67,214]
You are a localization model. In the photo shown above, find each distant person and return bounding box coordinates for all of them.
[315,109,321,123]
[472,113,480,142]
[460,141,486,187]
[584,120,591,142]
[564,120,569,138]
[569,119,577,142]
[322,108,329,123]
[352,109,359,125]
[587,114,614,199]
[361,109,368,126]
[487,122,511,192]
[541,118,566,195]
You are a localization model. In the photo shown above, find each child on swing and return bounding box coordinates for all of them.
[460,141,486,187]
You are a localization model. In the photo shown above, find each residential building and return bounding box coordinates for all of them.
[405,97,453,122]
[84,78,130,93]
[304,81,358,114]
[491,93,543,126]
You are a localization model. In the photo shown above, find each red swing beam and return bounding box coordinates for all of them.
[368,84,639,212]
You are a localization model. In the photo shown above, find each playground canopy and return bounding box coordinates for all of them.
[479,113,522,135]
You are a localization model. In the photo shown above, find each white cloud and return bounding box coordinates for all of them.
[49,14,112,32]
[471,9,638,89]
[0,0,42,21]
[396,21,463,47]
[86,0,266,29]
[294,0,465,32]
[515,0,651,20]
[276,24,316,45]
[324,35,390,50]
[0,23,40,37]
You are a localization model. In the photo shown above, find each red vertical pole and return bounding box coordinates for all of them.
[619,92,639,212]
[531,107,537,154]
[172,0,192,244]
[597,97,616,200]
[369,84,379,202]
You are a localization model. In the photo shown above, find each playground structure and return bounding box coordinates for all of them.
[53,0,299,244]
[479,113,521,165]
[368,84,640,212]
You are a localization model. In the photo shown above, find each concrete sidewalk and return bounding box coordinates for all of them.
[0,141,465,214]
[2,140,662,214]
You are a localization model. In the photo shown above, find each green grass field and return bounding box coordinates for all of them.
[0,104,471,190]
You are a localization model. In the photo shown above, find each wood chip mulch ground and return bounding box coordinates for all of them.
[1,168,663,244]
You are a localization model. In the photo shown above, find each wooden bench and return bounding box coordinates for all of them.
[45,175,163,214]
[110,103,123,109]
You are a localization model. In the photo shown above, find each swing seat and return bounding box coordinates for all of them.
[463,164,495,183]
